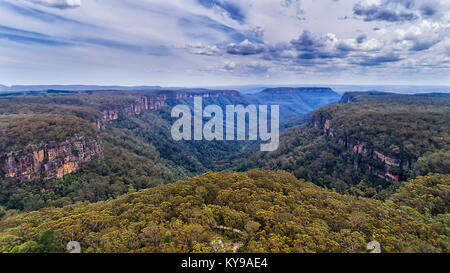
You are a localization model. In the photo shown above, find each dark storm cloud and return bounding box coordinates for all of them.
[410,40,439,51]
[356,34,367,44]
[353,0,447,22]
[257,30,367,63]
[407,37,441,51]
[290,30,320,51]
[353,2,418,22]
[420,4,437,16]
[261,42,291,60]
[290,31,350,60]
[355,54,402,66]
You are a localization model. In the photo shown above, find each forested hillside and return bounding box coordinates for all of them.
[0,90,248,211]
[0,170,447,253]
[0,87,344,212]
[0,114,98,154]
[235,92,450,198]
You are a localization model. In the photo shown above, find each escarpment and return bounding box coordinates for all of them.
[1,89,239,182]
[311,112,409,183]
[1,136,103,182]
[96,90,239,128]
[96,95,166,129]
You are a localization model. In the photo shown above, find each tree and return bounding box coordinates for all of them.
[11,241,40,253]
[164,231,172,243]
[245,221,261,234]
[36,229,61,253]
[0,235,22,253]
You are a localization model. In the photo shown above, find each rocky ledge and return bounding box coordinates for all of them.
[1,136,103,182]
[96,90,239,129]
[312,112,410,183]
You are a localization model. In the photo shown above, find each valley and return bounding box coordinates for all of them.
[0,87,448,253]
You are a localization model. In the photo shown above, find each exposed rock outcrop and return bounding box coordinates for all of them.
[1,136,103,181]
[96,95,166,129]
[1,90,237,181]
[95,90,239,129]
[312,113,409,183]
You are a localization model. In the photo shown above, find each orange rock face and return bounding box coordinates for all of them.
[95,91,235,129]
[313,112,406,184]
[385,172,399,182]
[323,120,331,132]
[5,172,16,178]
[33,149,45,163]
[57,162,79,179]
[1,136,103,182]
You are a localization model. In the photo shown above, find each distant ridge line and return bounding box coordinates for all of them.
[0,85,163,92]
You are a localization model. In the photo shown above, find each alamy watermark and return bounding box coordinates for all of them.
[171,97,279,151]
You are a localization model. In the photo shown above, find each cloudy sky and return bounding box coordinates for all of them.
[0,0,449,86]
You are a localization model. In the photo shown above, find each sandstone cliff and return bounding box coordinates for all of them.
[95,90,239,129]
[1,90,238,181]
[311,112,410,183]
[1,136,103,181]
[96,95,166,129]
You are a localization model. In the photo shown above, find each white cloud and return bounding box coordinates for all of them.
[23,0,81,9]
[187,43,222,56]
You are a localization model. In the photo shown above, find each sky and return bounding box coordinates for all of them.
[0,0,449,87]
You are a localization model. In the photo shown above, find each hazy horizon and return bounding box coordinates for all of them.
[2,83,450,95]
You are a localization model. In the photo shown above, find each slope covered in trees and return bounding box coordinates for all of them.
[235,92,450,197]
[0,89,267,211]
[0,90,247,211]
[0,125,184,211]
[0,170,447,253]
[0,114,98,154]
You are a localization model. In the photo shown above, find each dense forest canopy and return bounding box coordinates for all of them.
[0,170,448,253]
[340,91,450,104]
[316,99,450,158]
[0,114,98,154]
